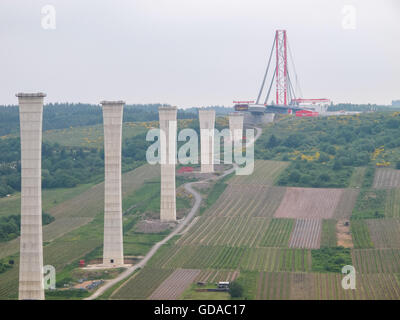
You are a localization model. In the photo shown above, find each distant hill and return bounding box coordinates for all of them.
[328,103,400,112]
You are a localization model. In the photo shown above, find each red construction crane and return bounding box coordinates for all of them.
[254,30,328,109]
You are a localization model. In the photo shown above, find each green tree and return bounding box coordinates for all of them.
[229,281,243,298]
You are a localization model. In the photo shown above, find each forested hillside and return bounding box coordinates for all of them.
[0,103,197,136]
[256,112,400,188]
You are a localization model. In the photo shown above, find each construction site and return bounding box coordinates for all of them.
[233,30,362,126]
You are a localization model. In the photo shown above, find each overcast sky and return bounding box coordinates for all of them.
[0,0,399,107]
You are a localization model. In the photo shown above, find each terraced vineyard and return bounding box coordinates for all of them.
[289,219,322,249]
[149,269,200,300]
[195,269,239,283]
[366,219,400,248]
[256,272,291,300]
[352,249,400,273]
[274,187,343,219]
[351,220,374,249]
[178,216,271,247]
[111,268,174,299]
[373,168,400,189]
[320,219,337,247]
[204,184,286,218]
[228,160,289,185]
[384,188,400,218]
[260,219,293,247]
[333,189,360,219]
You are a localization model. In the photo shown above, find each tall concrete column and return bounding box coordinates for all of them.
[199,109,215,173]
[229,112,244,145]
[17,92,46,300]
[101,101,124,266]
[159,106,177,222]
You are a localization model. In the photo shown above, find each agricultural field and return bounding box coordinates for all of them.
[351,189,386,219]
[274,187,343,219]
[352,249,400,273]
[148,244,311,273]
[149,269,200,300]
[313,273,400,300]
[227,160,289,185]
[260,218,293,247]
[351,220,374,249]
[289,273,315,300]
[110,268,174,300]
[178,216,271,247]
[195,269,239,283]
[384,188,400,218]
[373,168,400,189]
[289,219,322,249]
[255,272,291,300]
[204,184,286,218]
[333,189,360,219]
[366,219,400,248]
[320,219,337,247]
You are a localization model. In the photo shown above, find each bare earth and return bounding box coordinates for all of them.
[336,220,353,248]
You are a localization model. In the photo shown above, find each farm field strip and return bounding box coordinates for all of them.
[351,220,374,249]
[320,219,337,247]
[366,219,400,248]
[289,219,322,249]
[314,273,355,300]
[384,189,400,218]
[373,168,400,189]
[313,273,400,300]
[333,189,359,219]
[274,187,343,219]
[150,244,311,273]
[149,269,200,300]
[256,272,291,300]
[205,184,285,218]
[195,270,239,283]
[260,218,293,247]
[111,268,174,300]
[352,249,400,273]
[227,160,289,185]
[290,273,315,300]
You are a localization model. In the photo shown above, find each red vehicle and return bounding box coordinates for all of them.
[295,110,319,117]
[177,166,194,173]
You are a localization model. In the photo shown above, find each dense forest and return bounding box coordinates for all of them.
[327,103,400,112]
[0,103,199,136]
[0,213,54,242]
[255,112,400,188]
[0,132,152,197]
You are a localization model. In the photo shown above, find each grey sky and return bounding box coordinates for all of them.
[0,0,399,107]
